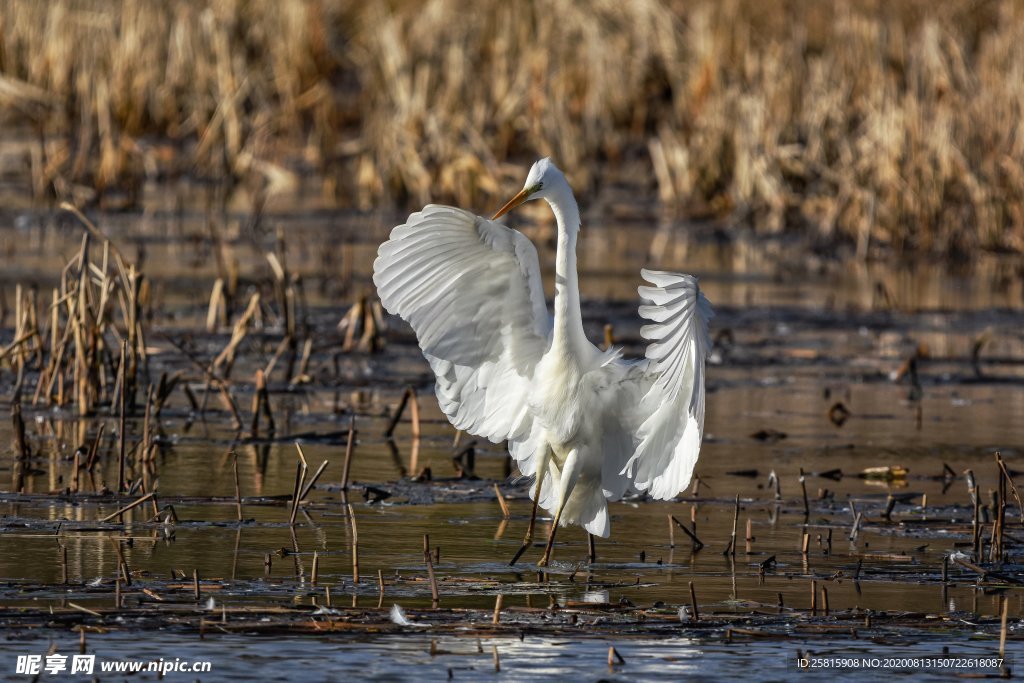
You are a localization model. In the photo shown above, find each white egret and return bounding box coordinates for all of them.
[372,158,712,566]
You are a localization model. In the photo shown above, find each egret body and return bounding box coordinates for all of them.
[373,159,712,565]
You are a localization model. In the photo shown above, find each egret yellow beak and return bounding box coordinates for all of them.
[491,187,533,220]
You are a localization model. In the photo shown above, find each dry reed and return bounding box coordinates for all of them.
[0,1,1021,256]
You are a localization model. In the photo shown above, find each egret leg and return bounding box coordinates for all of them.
[538,448,581,568]
[537,501,565,567]
[509,447,551,566]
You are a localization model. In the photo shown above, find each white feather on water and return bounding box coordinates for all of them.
[389,604,427,627]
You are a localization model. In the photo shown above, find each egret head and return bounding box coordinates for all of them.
[492,158,566,219]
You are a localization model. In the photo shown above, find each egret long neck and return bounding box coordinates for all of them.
[548,186,586,356]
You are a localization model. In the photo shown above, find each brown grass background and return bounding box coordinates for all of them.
[1,0,1023,258]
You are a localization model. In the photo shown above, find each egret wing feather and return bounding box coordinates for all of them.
[619,269,713,500]
[373,205,550,443]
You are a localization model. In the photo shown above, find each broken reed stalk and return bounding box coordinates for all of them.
[340,414,356,490]
[810,580,817,615]
[689,581,699,622]
[250,369,275,438]
[383,385,414,437]
[423,534,440,607]
[668,514,675,548]
[494,483,510,519]
[690,504,699,550]
[109,537,131,587]
[768,470,782,500]
[12,401,29,459]
[311,551,319,586]
[990,489,1003,563]
[745,518,753,554]
[11,401,29,492]
[250,370,264,437]
[380,387,423,468]
[882,494,896,521]
[376,569,384,608]
[294,336,313,382]
[493,645,501,673]
[141,385,153,462]
[206,278,225,332]
[849,512,863,541]
[100,492,154,523]
[999,595,1009,658]
[493,594,503,624]
[608,645,625,668]
[260,373,275,432]
[409,387,421,441]
[68,602,102,618]
[799,467,809,518]
[298,459,330,503]
[965,469,981,558]
[212,292,261,376]
[340,297,372,352]
[993,454,1009,562]
[409,438,420,477]
[218,385,244,433]
[193,569,200,601]
[670,515,704,551]
[117,340,127,493]
[994,452,1023,521]
[342,301,358,352]
[726,494,739,556]
[288,456,307,527]
[232,452,243,521]
[349,503,359,583]
[821,586,829,616]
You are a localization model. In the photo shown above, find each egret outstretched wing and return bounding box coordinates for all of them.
[372,205,550,442]
[619,269,713,499]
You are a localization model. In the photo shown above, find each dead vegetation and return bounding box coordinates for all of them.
[1,203,146,417]
[1,0,1024,257]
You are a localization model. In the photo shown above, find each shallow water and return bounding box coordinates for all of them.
[1,179,1023,678]
[2,629,1017,682]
